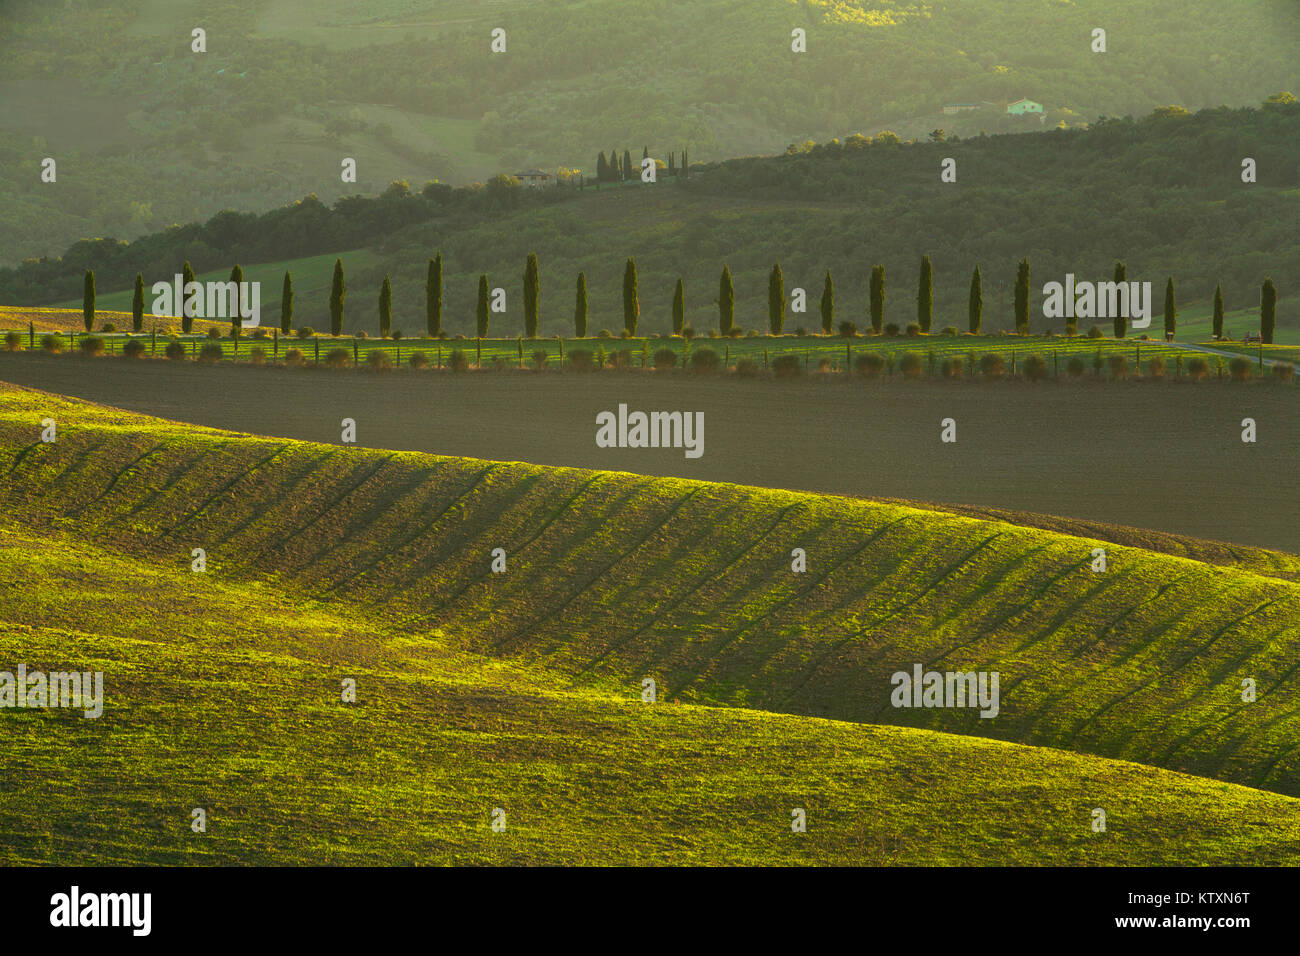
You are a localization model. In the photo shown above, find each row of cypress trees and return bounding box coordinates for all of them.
[78,258,1280,345]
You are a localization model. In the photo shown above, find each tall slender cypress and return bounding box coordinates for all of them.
[623,258,639,335]
[574,272,588,338]
[968,265,983,335]
[1014,258,1031,335]
[476,275,490,337]
[1163,277,1177,340]
[767,263,785,334]
[82,270,95,332]
[329,259,346,336]
[1212,284,1225,340]
[132,273,145,333]
[719,265,734,335]
[869,264,885,334]
[1112,261,1127,338]
[230,264,244,333]
[378,275,392,338]
[820,269,834,334]
[672,278,685,335]
[1260,277,1277,345]
[427,253,443,337]
[181,261,196,333]
[523,252,540,337]
[280,271,294,334]
[917,256,933,333]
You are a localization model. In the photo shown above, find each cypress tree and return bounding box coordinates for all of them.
[1212,284,1225,340]
[329,258,346,336]
[869,264,885,334]
[917,256,933,333]
[378,275,392,338]
[597,152,608,182]
[672,278,685,335]
[623,150,633,181]
[682,148,689,178]
[181,261,196,333]
[1112,261,1127,338]
[1261,277,1277,345]
[523,252,540,337]
[968,265,982,335]
[768,262,785,334]
[280,271,294,334]
[476,274,490,337]
[820,269,834,334]
[623,257,639,336]
[574,272,588,338]
[427,253,443,337]
[230,264,244,333]
[668,152,676,176]
[719,265,735,335]
[132,272,145,333]
[1163,277,1177,340]
[82,270,95,332]
[608,147,619,180]
[1014,258,1031,335]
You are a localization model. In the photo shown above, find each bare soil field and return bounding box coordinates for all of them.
[2,352,1295,553]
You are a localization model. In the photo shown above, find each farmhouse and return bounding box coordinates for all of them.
[942,102,981,115]
[1006,98,1044,115]
[515,168,554,188]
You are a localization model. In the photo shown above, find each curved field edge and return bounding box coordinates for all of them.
[2,384,1299,798]
[2,525,1298,866]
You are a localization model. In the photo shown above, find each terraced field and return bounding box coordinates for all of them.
[2,383,1299,825]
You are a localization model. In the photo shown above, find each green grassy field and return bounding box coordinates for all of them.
[2,382,1299,864]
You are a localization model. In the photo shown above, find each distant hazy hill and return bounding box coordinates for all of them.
[1,0,1297,264]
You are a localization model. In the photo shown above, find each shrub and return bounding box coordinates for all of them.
[164,340,187,361]
[100,322,117,333]
[682,325,696,340]
[597,329,613,339]
[532,349,549,369]
[653,348,678,370]
[940,357,963,379]
[366,349,393,371]
[884,323,900,337]
[296,327,314,339]
[1107,353,1129,379]
[854,352,884,377]
[122,338,146,359]
[1087,325,1105,339]
[816,356,833,372]
[838,321,857,338]
[252,328,269,340]
[905,323,922,338]
[609,348,634,368]
[4,331,22,351]
[1023,353,1048,382]
[391,329,403,341]
[206,327,222,340]
[354,330,368,339]
[734,357,760,377]
[79,335,105,356]
[568,349,594,371]
[794,326,807,337]
[898,351,923,378]
[690,348,720,372]
[196,342,223,364]
[283,347,305,367]
[1272,362,1295,383]
[1187,356,1209,380]
[772,353,802,378]
[324,347,351,369]
[941,325,960,336]
[447,348,468,371]
[1066,356,1086,378]
[979,353,1006,380]
[249,346,267,366]
[1146,356,1166,379]
[408,351,429,369]
[1228,356,1253,382]
[619,329,632,340]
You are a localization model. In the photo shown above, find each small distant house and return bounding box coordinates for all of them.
[515,169,554,188]
[1006,98,1044,116]
[942,103,981,115]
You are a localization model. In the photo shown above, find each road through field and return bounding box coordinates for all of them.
[3,354,1296,552]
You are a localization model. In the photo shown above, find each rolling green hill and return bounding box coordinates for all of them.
[3,383,1299,806]
[1,0,1297,265]
[2,383,1299,864]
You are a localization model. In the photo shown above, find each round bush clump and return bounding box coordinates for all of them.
[408,351,429,369]
[597,329,613,339]
[905,323,922,338]
[1272,362,1294,383]
[248,346,267,366]
[940,357,963,379]
[164,340,187,361]
[296,327,314,339]
[41,333,64,353]
[206,327,222,340]
[1087,325,1105,339]
[198,342,224,364]
[531,349,549,369]
[854,352,884,377]
[1228,356,1253,382]
[366,349,392,371]
[1146,357,1166,379]
[100,322,117,333]
[838,321,857,338]
[942,326,960,336]
[567,349,594,371]
[979,353,1006,380]
[283,348,305,367]
[1107,353,1130,380]
[1023,353,1049,382]
[898,351,923,378]
[80,335,105,356]
[734,357,760,378]
[772,353,802,378]
[252,328,269,340]
[690,348,720,372]
[1066,356,1086,378]
[652,348,678,370]
[324,348,351,369]
[354,330,368,340]
[884,323,901,337]
[123,338,147,359]
[1187,356,1209,380]
[4,331,22,351]
[391,329,403,341]
[447,349,468,371]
